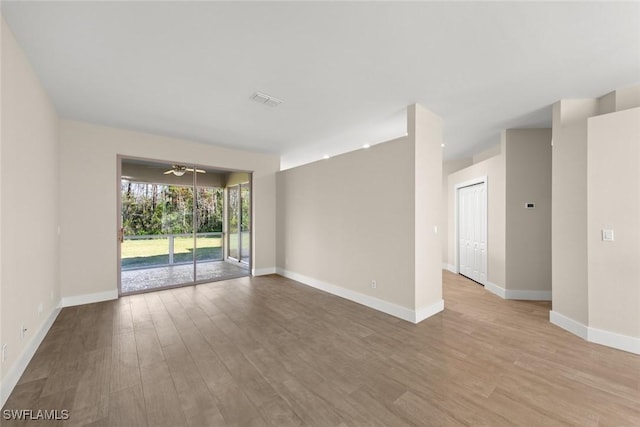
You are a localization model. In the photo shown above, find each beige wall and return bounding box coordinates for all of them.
[473,144,501,164]
[1,18,60,391]
[587,107,640,338]
[277,105,443,319]
[226,171,251,187]
[551,99,597,325]
[595,85,640,116]
[121,162,227,188]
[276,136,416,308]
[410,105,443,311]
[446,129,551,296]
[447,141,506,288]
[505,129,552,292]
[551,86,640,353]
[615,85,640,112]
[59,120,279,298]
[597,91,616,115]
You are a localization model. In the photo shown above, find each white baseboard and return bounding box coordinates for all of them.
[588,326,640,355]
[275,268,442,324]
[550,311,640,355]
[485,282,551,301]
[505,289,552,301]
[60,289,118,308]
[252,267,276,276]
[415,299,445,323]
[442,263,457,273]
[0,307,60,407]
[549,310,589,340]
[485,281,506,299]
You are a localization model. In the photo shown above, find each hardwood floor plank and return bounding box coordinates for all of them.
[107,385,148,427]
[393,390,463,426]
[278,378,347,427]
[3,271,640,426]
[133,327,164,368]
[256,396,305,427]
[163,352,226,427]
[139,362,186,427]
[129,294,154,331]
[70,347,111,424]
[110,331,140,393]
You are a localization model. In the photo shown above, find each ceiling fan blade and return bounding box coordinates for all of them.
[163,170,173,174]
[185,167,206,174]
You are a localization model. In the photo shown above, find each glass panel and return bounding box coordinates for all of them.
[240,182,251,263]
[121,235,170,270]
[120,173,194,293]
[195,186,224,281]
[228,185,240,260]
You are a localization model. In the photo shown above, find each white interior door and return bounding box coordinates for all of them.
[458,182,487,285]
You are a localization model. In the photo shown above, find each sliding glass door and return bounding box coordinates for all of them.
[194,186,224,282]
[119,157,251,295]
[226,176,251,265]
[240,182,251,264]
[227,185,240,261]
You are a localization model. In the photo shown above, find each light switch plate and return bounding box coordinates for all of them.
[602,229,614,241]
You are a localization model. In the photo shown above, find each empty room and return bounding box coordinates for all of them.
[1,1,639,426]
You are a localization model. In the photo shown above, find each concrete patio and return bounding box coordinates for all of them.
[120,260,249,294]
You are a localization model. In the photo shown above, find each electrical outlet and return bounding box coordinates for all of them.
[371,280,377,289]
[20,325,27,340]
[38,303,43,317]
[1,344,7,363]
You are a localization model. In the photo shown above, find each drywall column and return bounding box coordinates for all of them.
[551,87,640,354]
[409,105,444,320]
[587,107,640,353]
[550,99,597,333]
[504,129,552,298]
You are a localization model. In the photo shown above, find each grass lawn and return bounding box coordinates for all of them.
[228,232,251,253]
[122,236,222,269]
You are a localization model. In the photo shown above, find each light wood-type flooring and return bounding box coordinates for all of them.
[3,271,640,426]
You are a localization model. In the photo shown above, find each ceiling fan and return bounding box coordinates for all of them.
[163,165,206,177]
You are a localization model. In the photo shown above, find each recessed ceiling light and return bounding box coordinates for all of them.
[323,155,330,159]
[363,144,370,149]
[251,91,283,107]
[441,143,445,147]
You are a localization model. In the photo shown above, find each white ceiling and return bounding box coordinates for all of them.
[2,1,639,168]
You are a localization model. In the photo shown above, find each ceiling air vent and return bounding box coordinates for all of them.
[251,91,283,107]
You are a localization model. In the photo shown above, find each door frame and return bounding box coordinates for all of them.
[239,180,252,265]
[117,154,253,296]
[454,176,488,285]
[224,177,252,266]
